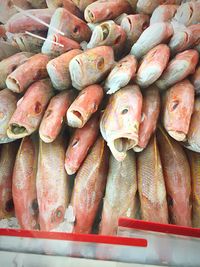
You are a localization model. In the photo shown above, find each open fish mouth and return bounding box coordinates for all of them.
[67,109,83,128]
[168,130,186,142]
[39,133,53,143]
[86,9,96,23]
[7,124,28,139]
[6,76,20,93]
[108,133,138,162]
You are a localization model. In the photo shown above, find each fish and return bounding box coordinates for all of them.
[39,90,75,143]
[136,0,181,15]
[6,53,50,93]
[0,0,32,24]
[104,55,138,94]
[162,79,194,142]
[130,22,173,60]
[47,7,91,43]
[187,24,200,47]
[157,127,192,226]
[0,89,18,144]
[156,49,199,90]
[99,151,137,236]
[67,84,104,128]
[114,13,128,25]
[4,8,55,33]
[71,0,96,11]
[191,66,200,95]
[184,97,200,152]
[69,46,115,90]
[70,137,109,234]
[42,33,81,57]
[7,79,54,139]
[46,0,82,18]
[187,151,200,228]
[173,1,200,26]
[0,41,21,61]
[65,114,99,175]
[87,20,126,56]
[150,5,178,24]
[7,32,45,53]
[0,142,19,219]
[12,135,39,230]
[47,49,82,90]
[37,132,70,231]
[137,134,169,224]
[136,44,170,88]
[100,84,143,162]
[0,52,33,90]
[27,0,47,8]
[84,0,132,23]
[120,14,150,50]
[134,86,160,152]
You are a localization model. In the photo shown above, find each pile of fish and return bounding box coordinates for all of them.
[0,0,200,235]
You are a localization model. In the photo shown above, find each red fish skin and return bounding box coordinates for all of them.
[191,66,200,95]
[12,135,39,230]
[37,132,70,231]
[39,90,75,143]
[157,127,192,227]
[84,0,132,23]
[71,137,109,234]
[134,86,160,152]
[71,0,96,11]
[162,79,195,141]
[0,142,19,219]
[65,114,100,175]
[6,53,50,93]
[7,79,54,139]
[67,84,104,128]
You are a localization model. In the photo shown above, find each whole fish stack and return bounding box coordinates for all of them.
[0,0,200,234]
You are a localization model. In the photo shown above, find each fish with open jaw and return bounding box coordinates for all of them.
[3,8,55,33]
[173,1,200,26]
[104,55,138,94]
[0,52,33,90]
[137,134,169,224]
[136,0,181,15]
[46,0,82,17]
[130,22,173,60]
[8,32,45,53]
[100,84,143,162]
[84,0,132,23]
[120,14,150,50]
[67,85,104,128]
[69,46,115,90]
[187,151,200,228]
[157,127,192,226]
[0,0,31,24]
[156,49,199,90]
[47,49,82,90]
[134,86,160,152]
[39,90,74,143]
[184,97,200,152]
[47,8,91,42]
[99,151,137,236]
[191,66,200,95]
[37,133,70,231]
[7,79,54,140]
[12,135,39,230]
[6,53,50,93]
[0,89,18,144]
[42,34,81,57]
[150,5,178,24]
[71,0,96,11]
[0,142,19,219]
[70,137,109,234]
[87,20,126,56]
[65,114,99,175]
[136,44,170,88]
[162,79,194,142]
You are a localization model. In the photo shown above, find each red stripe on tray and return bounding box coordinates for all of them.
[118,218,200,238]
[0,228,147,247]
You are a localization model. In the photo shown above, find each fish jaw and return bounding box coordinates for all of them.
[106,71,130,94]
[87,24,104,49]
[69,56,85,90]
[6,76,21,93]
[7,123,29,139]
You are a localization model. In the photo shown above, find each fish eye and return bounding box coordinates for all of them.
[56,209,63,218]
[35,101,42,114]
[97,57,104,70]
[73,25,80,35]
[171,100,179,111]
[72,139,79,147]
[121,108,129,115]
